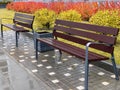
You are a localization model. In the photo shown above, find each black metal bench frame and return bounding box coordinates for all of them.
[35,19,119,90]
[1,12,34,47]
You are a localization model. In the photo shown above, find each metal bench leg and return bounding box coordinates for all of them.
[55,49,62,63]
[111,54,119,80]
[55,50,62,64]
[36,39,38,60]
[59,50,62,55]
[17,32,20,39]
[1,24,3,38]
[84,44,90,90]
[59,50,62,61]
[15,31,18,47]
[85,59,89,90]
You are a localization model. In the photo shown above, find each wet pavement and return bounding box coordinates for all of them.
[0,47,52,90]
[0,31,120,90]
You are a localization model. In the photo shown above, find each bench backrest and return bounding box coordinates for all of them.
[53,19,119,54]
[13,12,34,30]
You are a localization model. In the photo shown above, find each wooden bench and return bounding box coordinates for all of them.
[1,12,34,47]
[35,19,119,90]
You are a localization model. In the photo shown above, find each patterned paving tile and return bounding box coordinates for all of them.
[1,31,120,90]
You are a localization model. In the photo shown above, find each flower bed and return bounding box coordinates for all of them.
[6,1,120,21]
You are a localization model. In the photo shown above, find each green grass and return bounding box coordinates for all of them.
[0,9,14,30]
[0,9,14,18]
[0,9,120,64]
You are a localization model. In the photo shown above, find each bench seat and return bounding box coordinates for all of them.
[2,24,29,32]
[37,38,109,61]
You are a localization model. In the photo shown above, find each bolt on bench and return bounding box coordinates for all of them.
[0,12,34,47]
[35,19,119,90]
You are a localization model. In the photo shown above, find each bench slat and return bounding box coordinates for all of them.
[14,22,32,29]
[55,19,119,36]
[2,24,29,32]
[37,38,109,61]
[14,17,33,25]
[54,25,116,45]
[15,13,34,19]
[53,31,114,53]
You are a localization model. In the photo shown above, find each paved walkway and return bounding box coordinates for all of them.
[0,31,120,90]
[0,47,52,90]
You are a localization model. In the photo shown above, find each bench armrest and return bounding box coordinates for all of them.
[85,42,111,62]
[86,42,111,47]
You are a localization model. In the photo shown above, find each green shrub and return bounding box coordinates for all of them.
[58,10,82,22]
[89,10,120,29]
[34,8,56,32]
[89,10,120,64]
